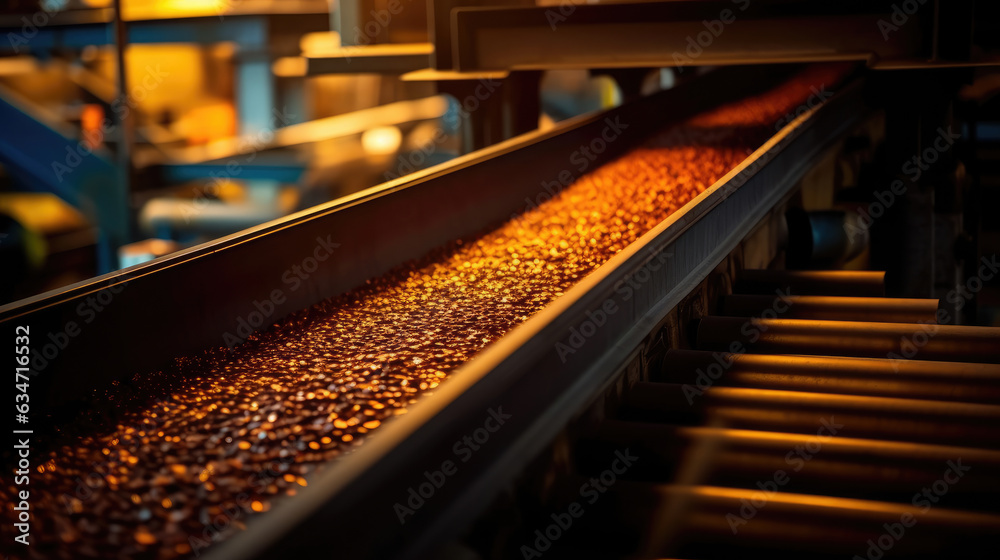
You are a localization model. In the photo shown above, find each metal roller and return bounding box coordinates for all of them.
[657,350,1000,403]
[696,317,1000,363]
[621,383,1000,447]
[576,420,1000,508]
[719,294,940,323]
[543,480,1000,559]
[734,269,886,297]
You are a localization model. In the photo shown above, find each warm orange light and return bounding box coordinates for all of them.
[123,0,233,20]
[134,529,156,545]
[361,126,402,156]
[183,103,237,145]
[273,56,308,78]
[80,104,104,149]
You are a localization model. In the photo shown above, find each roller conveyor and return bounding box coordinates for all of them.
[696,316,1000,363]
[540,269,1000,559]
[581,422,1000,508]
[623,383,1000,447]
[7,61,997,560]
[654,351,1000,403]
[719,294,941,323]
[733,269,888,297]
[546,481,1000,559]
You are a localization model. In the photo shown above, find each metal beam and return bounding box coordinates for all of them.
[450,0,926,71]
[0,84,126,270]
[305,43,433,75]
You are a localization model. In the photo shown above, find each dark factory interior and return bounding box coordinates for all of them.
[3,1,1000,559]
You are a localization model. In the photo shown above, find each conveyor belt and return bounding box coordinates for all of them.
[0,65,865,560]
[545,270,1000,559]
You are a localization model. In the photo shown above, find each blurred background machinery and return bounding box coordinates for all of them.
[0,0,625,303]
[0,1,999,313]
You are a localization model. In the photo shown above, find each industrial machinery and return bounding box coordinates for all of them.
[3,1,1000,560]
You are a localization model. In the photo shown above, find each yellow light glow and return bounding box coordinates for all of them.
[123,0,233,20]
[273,57,308,78]
[361,126,402,156]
